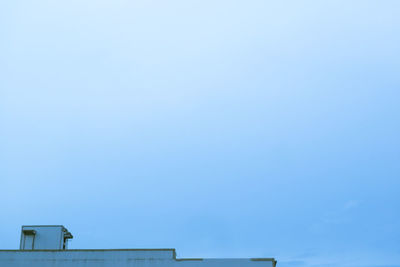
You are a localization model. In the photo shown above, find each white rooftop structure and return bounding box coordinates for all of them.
[20,225,73,250]
[0,225,277,267]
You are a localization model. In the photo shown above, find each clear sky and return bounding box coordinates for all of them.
[1,1,399,266]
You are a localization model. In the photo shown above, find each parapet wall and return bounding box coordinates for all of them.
[0,249,276,267]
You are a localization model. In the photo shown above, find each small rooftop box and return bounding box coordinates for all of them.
[20,225,73,250]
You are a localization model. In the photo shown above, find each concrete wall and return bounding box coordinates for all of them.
[0,249,276,267]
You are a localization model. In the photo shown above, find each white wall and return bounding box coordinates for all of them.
[0,250,276,267]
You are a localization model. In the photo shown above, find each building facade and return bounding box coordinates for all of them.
[0,225,277,267]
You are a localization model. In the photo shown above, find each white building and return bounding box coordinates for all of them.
[0,225,277,267]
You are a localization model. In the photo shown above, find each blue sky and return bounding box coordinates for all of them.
[1,1,399,266]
